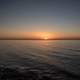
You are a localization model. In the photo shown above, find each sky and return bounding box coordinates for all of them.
[0,0,80,39]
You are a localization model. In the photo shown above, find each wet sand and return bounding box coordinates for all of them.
[0,64,80,80]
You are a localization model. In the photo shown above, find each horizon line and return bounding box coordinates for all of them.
[0,38,80,40]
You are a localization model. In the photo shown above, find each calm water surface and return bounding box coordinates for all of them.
[0,40,80,75]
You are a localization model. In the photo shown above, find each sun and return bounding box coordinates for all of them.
[35,32,51,40]
[44,37,48,40]
[42,33,50,40]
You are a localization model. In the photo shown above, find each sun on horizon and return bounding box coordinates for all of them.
[42,34,50,40]
[43,36,49,40]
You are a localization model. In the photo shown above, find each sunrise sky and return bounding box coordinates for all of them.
[0,0,80,39]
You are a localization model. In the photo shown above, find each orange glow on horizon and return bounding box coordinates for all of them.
[33,32,52,39]
[1,30,70,39]
[44,37,48,40]
[0,30,80,40]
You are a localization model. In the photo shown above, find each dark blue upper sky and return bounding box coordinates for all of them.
[0,0,80,38]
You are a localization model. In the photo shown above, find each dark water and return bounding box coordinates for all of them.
[0,40,80,79]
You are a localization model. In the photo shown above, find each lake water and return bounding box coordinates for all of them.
[0,40,80,76]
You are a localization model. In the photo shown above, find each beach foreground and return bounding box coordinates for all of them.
[0,64,80,80]
[0,40,80,80]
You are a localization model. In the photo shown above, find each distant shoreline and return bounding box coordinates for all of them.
[0,39,80,40]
